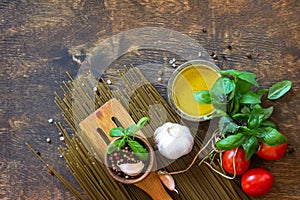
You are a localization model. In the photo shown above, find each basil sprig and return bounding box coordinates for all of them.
[194,69,291,160]
[106,117,150,161]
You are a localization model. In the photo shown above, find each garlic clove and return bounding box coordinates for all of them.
[158,170,179,194]
[117,161,144,176]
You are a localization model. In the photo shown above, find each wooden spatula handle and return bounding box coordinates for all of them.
[135,171,172,200]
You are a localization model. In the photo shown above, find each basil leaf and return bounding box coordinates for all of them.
[260,120,277,128]
[242,136,259,160]
[218,116,239,135]
[238,72,259,87]
[230,97,240,115]
[222,77,235,94]
[236,79,251,95]
[128,140,149,161]
[232,113,248,122]
[215,133,246,150]
[136,117,149,128]
[260,127,287,146]
[210,78,226,102]
[106,140,122,154]
[241,106,251,115]
[239,126,259,136]
[256,89,268,99]
[125,124,138,136]
[268,80,292,100]
[220,69,241,77]
[240,91,261,104]
[109,127,124,137]
[210,78,227,112]
[263,106,273,120]
[193,90,212,104]
[248,104,265,129]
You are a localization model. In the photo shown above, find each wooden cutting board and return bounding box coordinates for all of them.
[79,98,172,200]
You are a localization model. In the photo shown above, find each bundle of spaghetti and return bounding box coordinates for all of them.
[52,66,249,200]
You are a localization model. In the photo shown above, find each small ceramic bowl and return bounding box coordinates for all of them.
[104,135,154,184]
[167,60,220,122]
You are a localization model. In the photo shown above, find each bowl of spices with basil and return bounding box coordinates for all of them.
[105,117,154,184]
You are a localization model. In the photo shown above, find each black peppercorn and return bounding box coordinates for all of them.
[246,53,252,59]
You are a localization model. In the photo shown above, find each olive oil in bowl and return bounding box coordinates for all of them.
[168,60,220,121]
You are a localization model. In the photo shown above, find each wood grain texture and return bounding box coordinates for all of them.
[0,0,299,199]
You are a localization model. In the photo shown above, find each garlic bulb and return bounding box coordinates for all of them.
[117,161,144,176]
[154,122,194,160]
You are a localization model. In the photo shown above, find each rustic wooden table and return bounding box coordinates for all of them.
[1,0,299,199]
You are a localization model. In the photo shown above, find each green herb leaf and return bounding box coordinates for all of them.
[109,127,124,137]
[235,79,252,95]
[260,120,277,128]
[222,77,235,94]
[193,90,212,104]
[259,127,287,146]
[238,72,259,87]
[125,117,149,136]
[242,136,259,160]
[239,126,259,136]
[230,97,240,115]
[215,133,246,150]
[241,106,251,115]
[240,92,261,104]
[106,140,122,154]
[220,69,241,77]
[268,80,292,100]
[125,124,137,136]
[128,140,149,161]
[256,89,268,99]
[263,106,273,120]
[136,117,150,128]
[218,116,239,135]
[232,113,248,122]
[248,104,265,129]
[209,78,227,111]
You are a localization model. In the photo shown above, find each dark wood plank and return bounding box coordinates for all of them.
[0,0,299,199]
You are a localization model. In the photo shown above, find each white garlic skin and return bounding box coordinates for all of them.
[154,122,194,160]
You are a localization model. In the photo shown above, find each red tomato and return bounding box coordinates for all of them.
[257,142,288,160]
[222,148,250,175]
[241,168,274,196]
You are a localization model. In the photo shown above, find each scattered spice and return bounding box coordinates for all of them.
[202,28,207,33]
[246,53,252,59]
[157,77,162,82]
[286,144,295,154]
[49,170,54,176]
[227,44,232,50]
[93,87,98,92]
[46,138,51,143]
[157,70,163,76]
[221,54,227,60]
[169,58,176,65]
[106,79,112,85]
[210,52,218,60]
[48,118,54,124]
